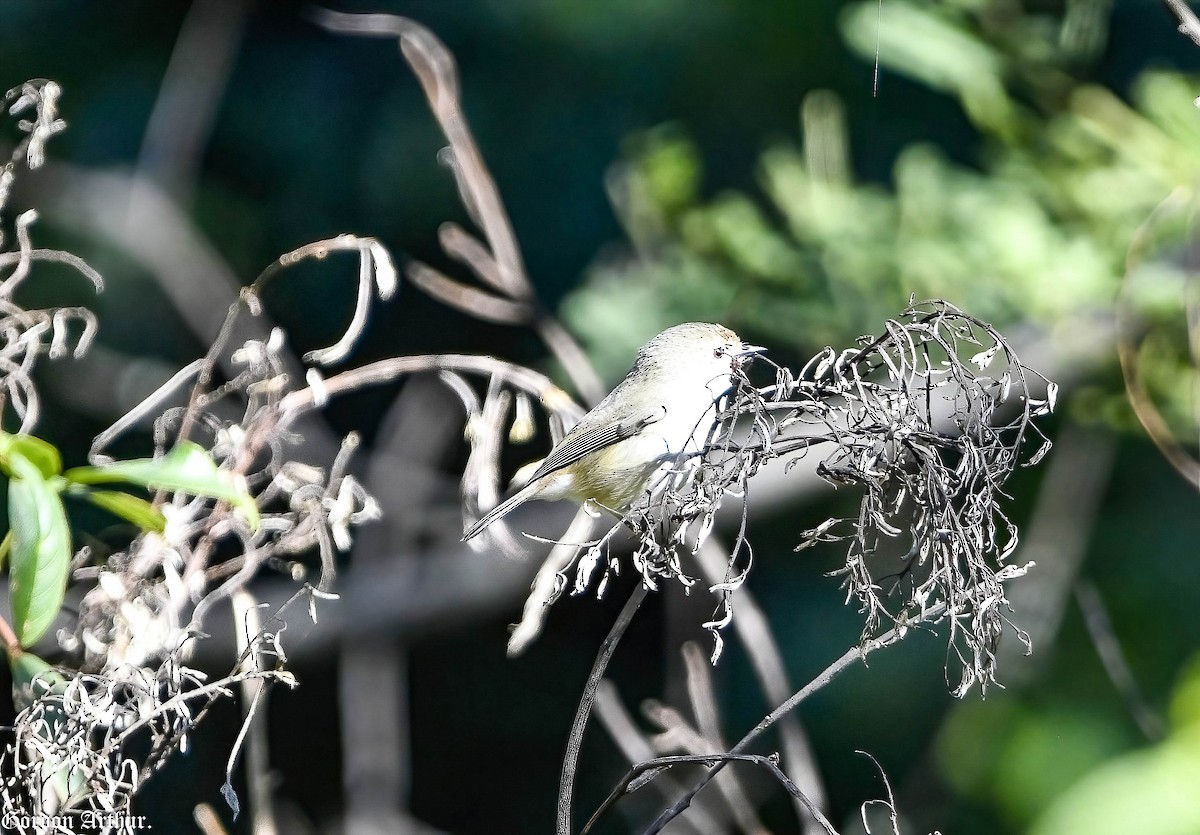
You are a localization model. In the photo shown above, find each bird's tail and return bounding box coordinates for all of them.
[462,480,542,541]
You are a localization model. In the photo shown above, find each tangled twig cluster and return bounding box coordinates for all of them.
[0,80,102,434]
[783,300,1054,693]
[474,299,1053,689]
[0,72,584,823]
[66,237,398,674]
[2,602,302,834]
[0,80,395,825]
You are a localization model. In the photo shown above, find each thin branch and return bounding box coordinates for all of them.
[558,582,649,835]
[231,590,279,835]
[311,10,528,296]
[1074,580,1165,740]
[405,260,533,325]
[193,803,230,835]
[0,247,105,293]
[856,751,901,835]
[697,539,827,832]
[133,0,251,203]
[310,8,607,405]
[1116,325,1200,487]
[999,426,1115,680]
[642,603,946,834]
[507,507,597,656]
[1161,0,1200,45]
[280,353,580,420]
[679,644,767,834]
[642,701,762,835]
[1119,186,1200,489]
[438,222,504,289]
[593,681,721,835]
[584,754,838,835]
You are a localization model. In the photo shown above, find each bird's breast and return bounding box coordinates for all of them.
[564,383,724,509]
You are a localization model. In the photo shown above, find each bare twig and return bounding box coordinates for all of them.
[558,582,649,835]
[584,754,837,835]
[1119,186,1200,488]
[310,8,607,405]
[679,643,768,834]
[193,803,230,835]
[642,701,763,834]
[231,590,279,835]
[1074,580,1165,740]
[279,354,579,420]
[507,507,597,656]
[642,603,946,834]
[856,751,901,835]
[1000,426,1115,680]
[593,681,721,835]
[697,538,828,832]
[1161,0,1200,46]
[133,0,252,203]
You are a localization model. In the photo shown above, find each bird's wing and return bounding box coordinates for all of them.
[528,409,663,483]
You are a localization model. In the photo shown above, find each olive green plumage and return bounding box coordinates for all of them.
[464,323,761,541]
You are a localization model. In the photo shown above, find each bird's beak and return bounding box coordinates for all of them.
[732,343,765,370]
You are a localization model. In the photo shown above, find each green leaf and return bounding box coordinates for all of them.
[0,432,62,478]
[8,453,72,647]
[9,648,65,709]
[66,441,259,530]
[76,489,167,533]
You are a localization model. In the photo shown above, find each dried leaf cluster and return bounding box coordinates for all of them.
[471,299,1054,691]
[0,80,388,829]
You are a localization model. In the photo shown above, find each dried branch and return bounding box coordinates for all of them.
[133,0,251,203]
[593,682,722,835]
[641,602,947,834]
[677,643,767,834]
[696,538,828,832]
[1161,0,1200,46]
[1118,188,1200,489]
[229,589,280,834]
[641,698,765,835]
[310,8,607,405]
[1074,580,1165,740]
[507,507,597,656]
[999,426,1115,680]
[1,585,324,832]
[557,583,649,835]
[856,751,901,835]
[583,754,837,835]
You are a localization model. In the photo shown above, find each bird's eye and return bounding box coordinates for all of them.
[713,348,723,358]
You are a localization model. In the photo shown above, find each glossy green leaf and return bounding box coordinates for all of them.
[78,490,167,533]
[0,432,62,479]
[9,648,65,709]
[66,441,259,530]
[8,453,72,647]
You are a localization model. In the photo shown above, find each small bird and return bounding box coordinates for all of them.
[463,322,763,541]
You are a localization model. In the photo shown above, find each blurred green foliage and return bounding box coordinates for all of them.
[564,0,1200,437]
[1027,655,1200,833]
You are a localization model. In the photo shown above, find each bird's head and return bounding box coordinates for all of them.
[637,322,764,379]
